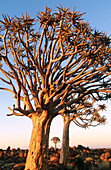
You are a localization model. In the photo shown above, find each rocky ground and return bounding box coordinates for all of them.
[0,147,27,169]
[0,145,111,169]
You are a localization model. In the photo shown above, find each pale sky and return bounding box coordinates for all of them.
[0,0,111,149]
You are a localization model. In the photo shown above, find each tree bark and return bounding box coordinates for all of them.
[60,119,70,165]
[54,142,56,151]
[25,112,52,170]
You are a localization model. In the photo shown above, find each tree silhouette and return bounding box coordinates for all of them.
[51,137,60,150]
[0,5,111,170]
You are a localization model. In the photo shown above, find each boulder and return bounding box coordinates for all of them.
[75,157,84,170]
[10,150,15,156]
[100,152,111,162]
[50,147,54,152]
[24,150,28,157]
[108,158,111,162]
[105,152,110,159]
[6,146,11,152]
[0,151,3,157]
[49,154,59,164]
[85,157,94,162]
[13,162,25,169]
[19,151,24,158]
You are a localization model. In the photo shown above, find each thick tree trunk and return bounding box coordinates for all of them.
[25,113,52,170]
[60,120,70,165]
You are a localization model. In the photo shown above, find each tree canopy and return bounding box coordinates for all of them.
[0,6,111,118]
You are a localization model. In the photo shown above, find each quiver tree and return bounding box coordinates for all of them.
[60,95,107,165]
[0,5,111,170]
[51,137,60,150]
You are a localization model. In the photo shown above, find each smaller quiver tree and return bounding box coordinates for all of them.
[51,137,61,150]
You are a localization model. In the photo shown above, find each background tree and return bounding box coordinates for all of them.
[0,5,111,170]
[60,95,107,165]
[51,137,60,150]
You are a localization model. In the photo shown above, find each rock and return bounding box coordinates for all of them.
[3,150,7,154]
[94,154,99,159]
[0,162,15,169]
[24,152,27,157]
[69,147,75,157]
[13,162,25,169]
[6,146,11,152]
[24,150,28,157]
[100,156,104,161]
[48,164,68,170]
[72,146,76,150]
[104,158,108,162]
[19,151,24,158]
[50,147,54,152]
[85,157,94,162]
[108,158,111,162]
[47,164,57,170]
[17,148,21,151]
[10,150,15,156]
[77,145,86,150]
[75,157,84,170]
[49,154,59,164]
[105,152,110,159]
[0,151,3,157]
[66,163,73,169]
[100,152,111,162]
